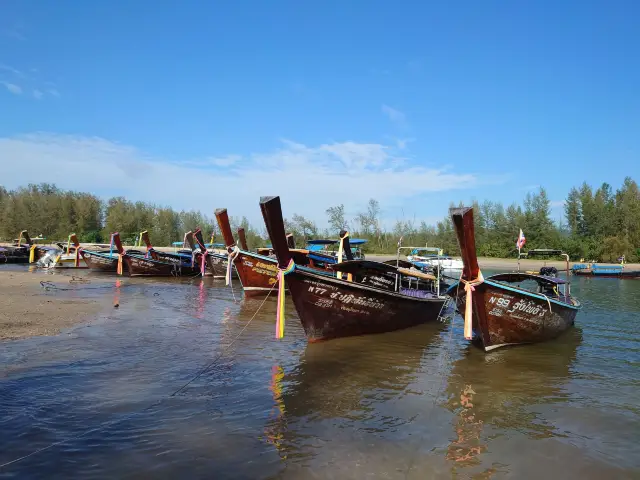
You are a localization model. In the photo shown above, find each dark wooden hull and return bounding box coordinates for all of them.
[80,250,123,272]
[198,252,235,279]
[287,268,446,341]
[123,255,201,277]
[573,269,640,279]
[233,251,280,296]
[452,280,579,351]
[0,247,29,263]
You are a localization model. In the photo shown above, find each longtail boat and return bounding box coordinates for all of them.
[79,233,128,273]
[215,208,313,296]
[0,230,53,264]
[571,257,640,279]
[192,228,235,279]
[113,232,201,277]
[448,207,581,351]
[215,208,340,295]
[36,234,87,268]
[260,196,448,341]
[138,230,195,265]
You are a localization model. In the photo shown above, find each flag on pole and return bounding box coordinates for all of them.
[516,229,526,251]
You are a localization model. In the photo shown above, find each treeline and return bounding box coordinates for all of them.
[0,184,217,246]
[1,177,639,261]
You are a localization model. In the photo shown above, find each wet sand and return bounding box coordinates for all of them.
[0,270,106,341]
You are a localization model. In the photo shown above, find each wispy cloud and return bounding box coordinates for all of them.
[0,63,60,99]
[0,133,501,224]
[381,104,406,124]
[1,82,22,95]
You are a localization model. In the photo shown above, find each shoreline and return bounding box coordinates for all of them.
[0,269,107,341]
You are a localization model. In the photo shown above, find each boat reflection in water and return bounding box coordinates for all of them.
[442,327,582,477]
[262,322,444,463]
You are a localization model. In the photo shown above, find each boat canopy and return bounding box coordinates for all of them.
[330,260,398,275]
[172,241,184,246]
[489,272,567,285]
[410,247,441,256]
[205,243,226,248]
[307,239,338,245]
[525,249,565,257]
[350,239,367,245]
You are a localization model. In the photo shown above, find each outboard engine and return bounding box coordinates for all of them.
[539,266,558,277]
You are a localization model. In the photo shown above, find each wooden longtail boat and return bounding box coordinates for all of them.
[113,232,201,277]
[214,208,312,296]
[260,195,448,341]
[0,230,53,264]
[139,230,195,265]
[448,207,581,351]
[192,228,235,279]
[36,234,87,268]
[79,233,127,273]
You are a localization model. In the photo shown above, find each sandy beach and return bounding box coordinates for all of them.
[0,270,107,341]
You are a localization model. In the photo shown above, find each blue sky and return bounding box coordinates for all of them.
[1,1,638,228]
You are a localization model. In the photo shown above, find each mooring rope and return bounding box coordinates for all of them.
[0,279,276,471]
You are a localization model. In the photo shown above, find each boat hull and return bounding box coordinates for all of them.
[287,269,446,341]
[201,252,235,279]
[123,255,201,277]
[233,251,279,296]
[81,250,123,272]
[573,270,640,279]
[452,280,579,351]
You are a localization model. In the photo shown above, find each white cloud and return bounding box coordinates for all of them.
[48,88,61,98]
[381,104,406,124]
[2,82,22,95]
[33,89,43,100]
[0,132,499,224]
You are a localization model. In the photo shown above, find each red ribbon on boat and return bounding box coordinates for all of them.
[275,259,295,339]
[75,247,80,267]
[200,251,206,276]
[117,254,123,275]
[461,271,484,340]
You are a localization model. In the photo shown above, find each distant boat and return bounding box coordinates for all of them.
[407,247,463,273]
[36,234,87,268]
[571,258,640,279]
[448,206,581,351]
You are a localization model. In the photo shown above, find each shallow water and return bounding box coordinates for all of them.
[0,268,639,479]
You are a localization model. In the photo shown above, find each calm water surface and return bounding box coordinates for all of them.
[0,268,638,479]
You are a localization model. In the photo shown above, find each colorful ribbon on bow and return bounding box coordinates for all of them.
[29,244,37,263]
[226,246,240,285]
[116,253,123,275]
[460,271,484,340]
[200,251,207,276]
[75,247,80,267]
[336,231,349,280]
[275,259,295,339]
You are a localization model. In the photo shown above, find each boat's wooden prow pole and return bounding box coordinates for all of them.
[237,228,249,251]
[449,207,480,281]
[215,208,237,250]
[260,196,291,269]
[184,231,196,251]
